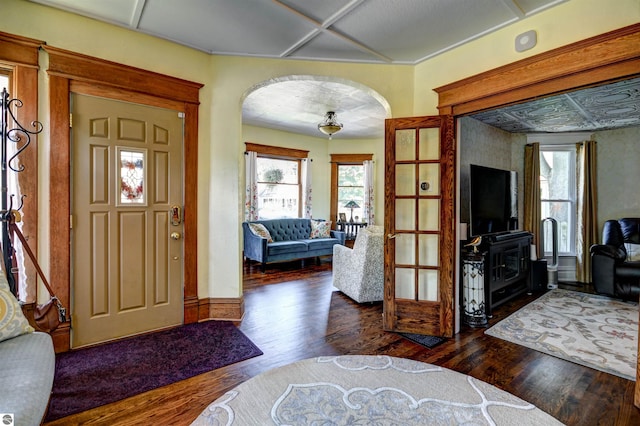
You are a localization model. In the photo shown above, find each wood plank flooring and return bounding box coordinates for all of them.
[44,258,639,425]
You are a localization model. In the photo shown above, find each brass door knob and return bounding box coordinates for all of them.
[170,232,181,240]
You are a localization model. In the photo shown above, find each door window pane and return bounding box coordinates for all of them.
[118,148,146,205]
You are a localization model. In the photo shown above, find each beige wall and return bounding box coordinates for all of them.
[2,0,638,304]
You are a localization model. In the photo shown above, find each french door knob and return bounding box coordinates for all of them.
[170,232,181,240]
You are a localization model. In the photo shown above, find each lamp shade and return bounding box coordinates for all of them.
[344,200,360,209]
[318,111,343,138]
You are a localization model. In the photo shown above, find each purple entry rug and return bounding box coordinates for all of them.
[45,321,263,422]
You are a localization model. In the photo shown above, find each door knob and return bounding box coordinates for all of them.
[170,232,181,240]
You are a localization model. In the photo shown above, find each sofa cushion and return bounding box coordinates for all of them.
[248,223,273,243]
[303,238,339,251]
[624,243,640,261]
[616,262,640,279]
[310,220,332,239]
[0,332,55,426]
[0,273,34,343]
[261,219,311,242]
[267,240,308,255]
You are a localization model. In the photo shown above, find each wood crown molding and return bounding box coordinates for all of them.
[44,45,203,104]
[435,23,640,115]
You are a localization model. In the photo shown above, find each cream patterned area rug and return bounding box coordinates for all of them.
[192,355,562,425]
[486,289,638,381]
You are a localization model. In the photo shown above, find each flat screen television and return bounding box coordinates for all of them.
[469,164,517,237]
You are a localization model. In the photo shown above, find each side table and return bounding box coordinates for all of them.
[462,251,488,327]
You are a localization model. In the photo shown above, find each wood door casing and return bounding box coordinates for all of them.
[383,115,455,338]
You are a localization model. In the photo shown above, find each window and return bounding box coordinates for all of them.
[540,146,576,255]
[256,156,300,219]
[330,154,373,225]
[245,142,309,220]
[337,164,364,222]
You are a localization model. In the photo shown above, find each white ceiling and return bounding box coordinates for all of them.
[29,0,640,137]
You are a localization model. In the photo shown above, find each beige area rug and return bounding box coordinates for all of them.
[192,355,562,425]
[486,289,638,381]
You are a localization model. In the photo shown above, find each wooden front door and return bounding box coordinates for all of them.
[383,115,456,337]
[71,94,184,348]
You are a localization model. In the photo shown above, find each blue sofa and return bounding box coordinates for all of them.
[243,218,345,271]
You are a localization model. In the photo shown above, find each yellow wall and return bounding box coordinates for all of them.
[1,0,638,305]
[414,0,640,115]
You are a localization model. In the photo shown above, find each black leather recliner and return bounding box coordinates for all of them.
[590,218,640,301]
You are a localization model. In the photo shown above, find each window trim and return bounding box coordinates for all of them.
[330,153,373,226]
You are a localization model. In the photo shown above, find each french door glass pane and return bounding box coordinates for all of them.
[395,268,414,299]
[395,164,415,196]
[418,199,439,231]
[419,128,439,160]
[395,199,415,230]
[418,163,439,195]
[396,129,415,161]
[418,270,438,301]
[395,234,415,265]
[418,234,438,266]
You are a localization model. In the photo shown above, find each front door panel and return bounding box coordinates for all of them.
[71,94,184,348]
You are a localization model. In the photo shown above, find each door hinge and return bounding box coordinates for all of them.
[69,113,72,128]
[70,215,73,229]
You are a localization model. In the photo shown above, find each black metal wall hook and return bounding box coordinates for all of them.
[1,87,43,296]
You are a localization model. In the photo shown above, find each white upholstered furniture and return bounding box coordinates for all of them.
[0,270,55,426]
[332,225,384,303]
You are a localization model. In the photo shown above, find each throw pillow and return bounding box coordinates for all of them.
[625,243,640,262]
[248,223,273,243]
[310,220,332,239]
[0,272,34,343]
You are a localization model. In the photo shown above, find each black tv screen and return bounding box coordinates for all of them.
[469,164,516,237]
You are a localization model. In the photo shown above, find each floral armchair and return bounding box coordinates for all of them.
[332,225,384,303]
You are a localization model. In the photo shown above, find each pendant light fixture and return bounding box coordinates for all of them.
[317,111,343,139]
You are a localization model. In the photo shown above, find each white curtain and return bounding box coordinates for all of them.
[301,158,312,218]
[244,151,259,221]
[363,160,375,225]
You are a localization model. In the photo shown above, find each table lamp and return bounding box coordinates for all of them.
[344,200,360,223]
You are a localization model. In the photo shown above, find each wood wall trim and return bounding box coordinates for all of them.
[245,142,309,158]
[330,153,373,163]
[47,47,202,352]
[198,297,244,322]
[44,45,203,104]
[0,31,43,67]
[435,23,640,115]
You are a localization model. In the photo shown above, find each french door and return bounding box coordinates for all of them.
[383,115,455,337]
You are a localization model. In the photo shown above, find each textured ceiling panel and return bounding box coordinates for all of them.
[470,77,640,133]
[30,0,139,26]
[288,31,384,62]
[242,78,389,139]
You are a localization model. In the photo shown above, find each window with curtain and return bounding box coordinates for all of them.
[540,146,576,255]
[245,142,310,220]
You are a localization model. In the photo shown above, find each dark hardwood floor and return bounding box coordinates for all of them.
[45,258,639,425]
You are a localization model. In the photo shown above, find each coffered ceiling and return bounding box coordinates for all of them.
[28,0,639,137]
